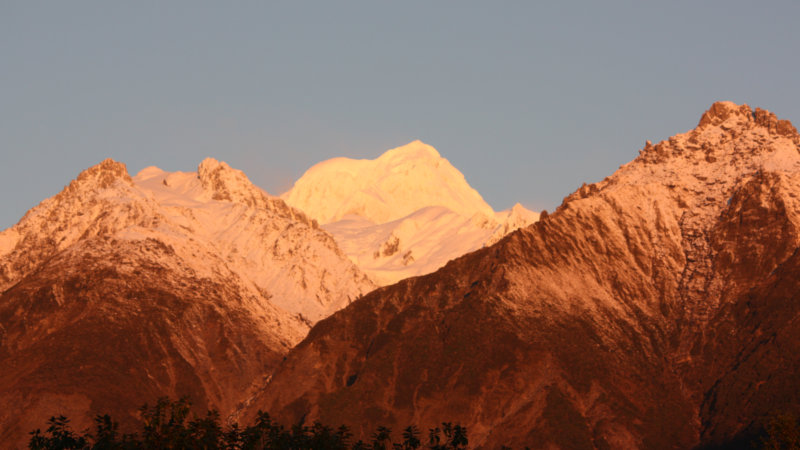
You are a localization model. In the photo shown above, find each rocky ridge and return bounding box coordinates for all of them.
[246,102,800,448]
[0,158,374,446]
[1,157,372,323]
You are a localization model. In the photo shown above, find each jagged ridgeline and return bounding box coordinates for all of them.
[0,139,535,448]
[244,103,800,448]
[0,158,374,447]
[5,102,800,449]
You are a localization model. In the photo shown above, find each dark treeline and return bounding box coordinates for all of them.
[28,397,468,450]
[28,397,800,449]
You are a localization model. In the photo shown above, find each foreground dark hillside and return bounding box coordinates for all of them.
[245,102,800,448]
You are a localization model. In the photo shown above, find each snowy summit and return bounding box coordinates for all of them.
[283,141,539,285]
[281,140,495,225]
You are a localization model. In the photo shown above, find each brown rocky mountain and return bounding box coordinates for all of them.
[245,102,800,448]
[0,159,374,447]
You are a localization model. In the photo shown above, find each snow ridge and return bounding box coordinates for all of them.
[283,141,540,285]
[0,158,375,343]
[282,140,496,225]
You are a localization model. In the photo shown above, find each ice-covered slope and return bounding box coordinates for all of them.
[283,141,539,285]
[132,159,374,322]
[282,140,496,224]
[325,204,538,286]
[0,158,374,445]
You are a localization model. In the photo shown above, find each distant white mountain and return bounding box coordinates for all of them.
[281,140,496,224]
[283,141,540,285]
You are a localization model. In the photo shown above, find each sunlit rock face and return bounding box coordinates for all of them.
[283,140,539,286]
[247,102,800,448]
[0,158,374,446]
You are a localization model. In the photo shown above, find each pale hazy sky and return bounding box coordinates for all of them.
[2,1,800,229]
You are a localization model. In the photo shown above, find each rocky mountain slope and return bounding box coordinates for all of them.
[247,102,800,448]
[283,141,539,285]
[0,158,374,446]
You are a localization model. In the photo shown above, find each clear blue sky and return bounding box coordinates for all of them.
[3,1,800,229]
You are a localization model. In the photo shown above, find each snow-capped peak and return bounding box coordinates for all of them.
[550,102,800,317]
[696,100,753,129]
[507,202,536,218]
[619,101,800,181]
[485,203,540,246]
[380,139,441,162]
[74,158,133,189]
[281,142,540,286]
[1,158,374,325]
[693,100,798,139]
[197,157,269,207]
[282,140,495,224]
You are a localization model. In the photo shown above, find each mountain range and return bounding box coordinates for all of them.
[244,102,800,448]
[2,102,800,448]
[0,139,534,447]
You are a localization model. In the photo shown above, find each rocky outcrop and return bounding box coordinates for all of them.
[246,102,800,448]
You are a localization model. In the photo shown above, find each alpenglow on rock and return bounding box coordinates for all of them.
[0,157,374,446]
[245,102,800,448]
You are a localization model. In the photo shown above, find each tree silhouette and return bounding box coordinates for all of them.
[29,416,87,450]
[28,397,470,449]
[759,413,800,450]
[401,426,421,450]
